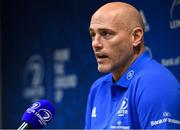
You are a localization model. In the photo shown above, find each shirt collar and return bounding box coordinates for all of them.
[111,51,152,88]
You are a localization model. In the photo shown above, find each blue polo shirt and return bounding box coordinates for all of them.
[85,51,180,129]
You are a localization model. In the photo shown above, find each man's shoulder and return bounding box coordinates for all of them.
[139,59,177,80]
[91,73,112,90]
[88,73,112,100]
[136,59,179,90]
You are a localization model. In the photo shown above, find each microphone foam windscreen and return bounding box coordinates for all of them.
[21,99,55,129]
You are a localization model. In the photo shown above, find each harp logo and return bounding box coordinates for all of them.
[170,0,180,29]
[117,98,128,117]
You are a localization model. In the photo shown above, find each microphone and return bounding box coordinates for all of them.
[17,99,55,130]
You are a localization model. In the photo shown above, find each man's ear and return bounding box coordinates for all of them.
[131,27,144,47]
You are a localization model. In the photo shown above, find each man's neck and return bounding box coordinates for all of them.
[112,49,144,82]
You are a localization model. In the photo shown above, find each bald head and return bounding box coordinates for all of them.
[89,2,145,78]
[91,2,144,31]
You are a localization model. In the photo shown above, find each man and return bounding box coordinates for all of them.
[85,2,180,129]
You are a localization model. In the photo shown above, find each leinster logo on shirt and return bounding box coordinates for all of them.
[91,107,96,117]
[117,98,128,117]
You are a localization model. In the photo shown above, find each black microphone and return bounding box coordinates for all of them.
[17,99,55,130]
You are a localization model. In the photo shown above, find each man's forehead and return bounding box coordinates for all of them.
[89,26,114,32]
[91,12,111,23]
[89,19,114,31]
[91,11,118,25]
[90,13,125,31]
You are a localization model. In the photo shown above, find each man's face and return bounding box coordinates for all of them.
[89,13,134,73]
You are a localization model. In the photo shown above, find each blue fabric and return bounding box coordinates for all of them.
[85,51,180,129]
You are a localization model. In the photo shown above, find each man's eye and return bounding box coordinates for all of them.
[101,31,110,36]
[90,32,95,40]
[101,31,114,39]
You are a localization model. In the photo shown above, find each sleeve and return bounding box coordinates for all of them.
[135,74,180,129]
[85,99,92,129]
[84,80,99,129]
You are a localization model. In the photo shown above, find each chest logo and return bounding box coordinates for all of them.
[127,70,134,80]
[91,107,96,117]
[117,98,128,117]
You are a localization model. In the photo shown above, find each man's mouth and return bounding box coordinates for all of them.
[95,53,108,63]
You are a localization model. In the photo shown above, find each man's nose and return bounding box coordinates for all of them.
[92,35,103,49]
